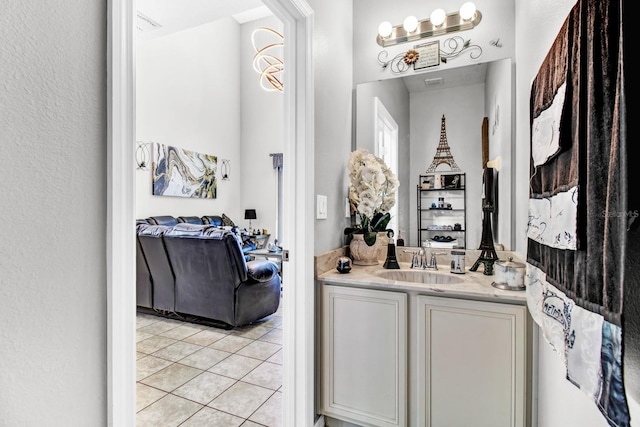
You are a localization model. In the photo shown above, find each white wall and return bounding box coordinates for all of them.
[240,16,284,237]
[136,15,284,236]
[136,18,242,222]
[0,0,107,424]
[308,0,355,253]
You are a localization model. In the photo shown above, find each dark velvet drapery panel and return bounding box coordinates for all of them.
[528,0,626,326]
[527,0,631,425]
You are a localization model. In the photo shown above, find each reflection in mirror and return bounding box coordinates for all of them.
[355,58,513,249]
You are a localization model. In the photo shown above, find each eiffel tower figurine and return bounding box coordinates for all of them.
[426,115,462,173]
[470,203,499,275]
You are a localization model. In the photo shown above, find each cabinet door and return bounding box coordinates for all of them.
[321,285,407,427]
[416,296,526,427]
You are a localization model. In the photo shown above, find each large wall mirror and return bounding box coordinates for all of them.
[355,57,514,249]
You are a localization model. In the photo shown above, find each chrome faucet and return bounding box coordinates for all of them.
[419,248,428,269]
[426,251,446,270]
[404,251,420,268]
[404,250,420,268]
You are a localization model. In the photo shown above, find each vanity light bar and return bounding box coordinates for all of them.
[376,8,482,47]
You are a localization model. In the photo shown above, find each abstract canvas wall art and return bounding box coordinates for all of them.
[152,143,217,199]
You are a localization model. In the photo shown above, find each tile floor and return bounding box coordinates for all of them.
[136,302,283,426]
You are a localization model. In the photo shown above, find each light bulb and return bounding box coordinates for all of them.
[403,15,418,33]
[459,2,477,20]
[378,21,393,38]
[430,8,446,27]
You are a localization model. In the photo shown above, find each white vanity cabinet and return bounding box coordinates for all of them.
[320,285,408,427]
[415,296,527,427]
[318,280,530,427]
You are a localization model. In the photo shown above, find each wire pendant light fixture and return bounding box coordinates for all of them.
[251,27,284,92]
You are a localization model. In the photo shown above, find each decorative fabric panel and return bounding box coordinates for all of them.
[527,186,578,250]
[531,82,566,167]
[526,0,629,425]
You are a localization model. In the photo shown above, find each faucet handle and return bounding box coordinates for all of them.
[403,250,420,268]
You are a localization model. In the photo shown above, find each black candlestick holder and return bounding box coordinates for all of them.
[470,204,499,275]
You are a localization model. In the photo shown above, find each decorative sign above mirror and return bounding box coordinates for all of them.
[378,36,483,74]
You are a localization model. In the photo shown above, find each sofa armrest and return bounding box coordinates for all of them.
[246,260,279,282]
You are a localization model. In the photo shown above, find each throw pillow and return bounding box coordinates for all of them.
[221,213,235,227]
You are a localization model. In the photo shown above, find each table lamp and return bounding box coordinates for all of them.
[244,209,257,229]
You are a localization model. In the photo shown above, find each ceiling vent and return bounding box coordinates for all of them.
[424,77,444,88]
[136,12,162,33]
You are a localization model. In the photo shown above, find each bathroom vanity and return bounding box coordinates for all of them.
[316,253,531,427]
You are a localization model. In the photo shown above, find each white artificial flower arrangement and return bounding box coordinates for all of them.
[344,148,400,246]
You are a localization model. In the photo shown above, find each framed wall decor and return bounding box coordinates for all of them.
[151,143,217,199]
[413,41,440,70]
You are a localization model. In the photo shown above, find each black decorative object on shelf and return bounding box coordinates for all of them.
[470,203,499,275]
[383,230,400,269]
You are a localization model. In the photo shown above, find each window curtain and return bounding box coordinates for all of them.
[525,0,629,425]
[271,153,283,243]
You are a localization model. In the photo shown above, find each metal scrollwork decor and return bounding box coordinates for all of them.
[379,36,482,74]
[439,36,482,62]
[378,50,413,74]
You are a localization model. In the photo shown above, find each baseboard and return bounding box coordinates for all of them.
[322,415,363,427]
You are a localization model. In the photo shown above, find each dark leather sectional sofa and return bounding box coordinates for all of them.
[136,215,281,328]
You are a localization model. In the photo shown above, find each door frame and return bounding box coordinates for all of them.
[106,0,315,425]
[374,97,399,235]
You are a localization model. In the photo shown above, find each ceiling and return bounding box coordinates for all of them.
[402,61,487,93]
[136,0,272,41]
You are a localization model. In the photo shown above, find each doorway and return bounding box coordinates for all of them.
[107,0,315,425]
[374,97,399,236]
[134,4,285,424]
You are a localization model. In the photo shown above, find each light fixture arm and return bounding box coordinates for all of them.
[376,9,482,47]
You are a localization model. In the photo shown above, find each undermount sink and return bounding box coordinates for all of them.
[374,269,464,285]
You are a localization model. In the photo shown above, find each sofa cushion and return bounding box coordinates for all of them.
[147,215,178,226]
[177,216,204,224]
[136,223,176,312]
[137,223,174,236]
[246,260,279,282]
[164,223,248,280]
[202,215,223,226]
[165,222,223,237]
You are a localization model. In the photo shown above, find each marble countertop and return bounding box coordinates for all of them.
[317,261,527,305]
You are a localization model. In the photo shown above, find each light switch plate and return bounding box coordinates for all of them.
[316,195,327,219]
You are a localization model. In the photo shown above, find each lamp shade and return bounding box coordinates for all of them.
[244,209,257,220]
